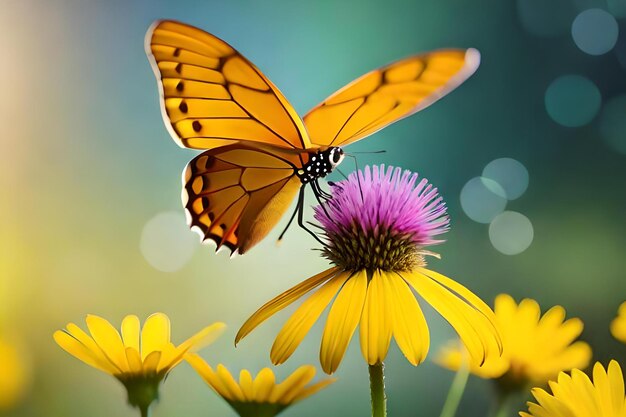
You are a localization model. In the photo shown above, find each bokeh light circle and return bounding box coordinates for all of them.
[482,158,529,201]
[599,95,626,155]
[140,211,198,272]
[460,177,507,224]
[545,75,601,127]
[517,0,578,37]
[489,211,534,255]
[572,9,619,56]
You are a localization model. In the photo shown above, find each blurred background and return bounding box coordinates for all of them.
[1,0,626,416]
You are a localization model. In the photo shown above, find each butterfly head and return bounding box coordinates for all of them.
[328,147,345,169]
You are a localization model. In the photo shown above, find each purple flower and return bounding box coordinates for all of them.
[314,165,450,272]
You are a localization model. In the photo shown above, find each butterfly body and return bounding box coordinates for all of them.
[146,20,481,254]
[296,147,345,184]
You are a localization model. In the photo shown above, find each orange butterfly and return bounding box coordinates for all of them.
[145,20,480,255]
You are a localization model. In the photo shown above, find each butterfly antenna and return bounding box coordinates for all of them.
[346,154,364,202]
[335,167,350,181]
[345,150,387,155]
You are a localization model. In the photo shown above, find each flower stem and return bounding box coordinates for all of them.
[438,364,469,417]
[139,405,151,417]
[369,363,386,417]
[491,393,512,417]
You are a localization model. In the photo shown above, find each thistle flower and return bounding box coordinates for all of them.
[187,354,334,417]
[236,165,501,374]
[437,294,591,391]
[54,313,225,416]
[520,361,626,417]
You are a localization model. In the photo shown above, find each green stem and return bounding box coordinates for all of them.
[438,364,469,417]
[491,393,512,417]
[139,405,151,417]
[369,363,387,417]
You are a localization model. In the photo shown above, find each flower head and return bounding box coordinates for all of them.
[437,294,591,390]
[187,354,334,417]
[237,165,501,374]
[315,165,449,271]
[520,361,626,417]
[54,313,225,412]
[611,302,626,344]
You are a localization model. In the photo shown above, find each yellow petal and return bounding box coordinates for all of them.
[125,347,142,374]
[417,267,497,323]
[156,342,179,373]
[216,364,244,402]
[292,378,335,403]
[186,355,231,400]
[141,313,170,360]
[388,273,429,365]
[320,270,368,374]
[271,272,349,365]
[86,315,129,372]
[239,369,254,401]
[403,271,500,366]
[168,322,226,371]
[178,322,226,353]
[64,323,120,373]
[53,330,118,374]
[269,365,315,404]
[359,270,392,365]
[142,351,161,374]
[253,368,276,402]
[236,267,340,345]
[121,315,140,352]
[607,360,625,415]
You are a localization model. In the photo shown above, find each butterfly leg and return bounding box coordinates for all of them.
[296,185,326,247]
[312,179,333,200]
[277,185,325,247]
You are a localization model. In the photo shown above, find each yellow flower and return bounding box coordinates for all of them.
[54,313,225,413]
[611,302,626,344]
[437,294,592,389]
[187,354,334,417]
[0,335,30,410]
[236,166,501,374]
[520,361,626,417]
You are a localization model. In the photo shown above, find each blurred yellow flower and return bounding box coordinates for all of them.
[611,301,626,344]
[0,335,30,410]
[437,294,592,389]
[187,354,334,417]
[54,313,225,415]
[520,361,626,417]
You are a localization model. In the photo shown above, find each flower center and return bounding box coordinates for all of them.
[321,221,427,272]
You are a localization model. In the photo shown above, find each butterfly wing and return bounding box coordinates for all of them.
[303,49,480,148]
[146,20,312,152]
[183,144,305,255]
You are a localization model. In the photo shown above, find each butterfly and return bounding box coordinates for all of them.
[145,20,480,255]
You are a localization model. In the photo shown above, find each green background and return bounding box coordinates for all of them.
[1,0,625,416]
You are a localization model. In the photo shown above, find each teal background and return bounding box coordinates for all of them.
[1,0,625,416]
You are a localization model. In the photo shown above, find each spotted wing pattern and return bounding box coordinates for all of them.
[146,20,312,153]
[183,145,305,254]
[303,49,480,148]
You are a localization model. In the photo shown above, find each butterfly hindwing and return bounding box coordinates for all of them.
[183,145,304,254]
[303,49,480,148]
[146,20,312,152]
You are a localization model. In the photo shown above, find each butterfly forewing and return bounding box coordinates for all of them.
[183,145,304,254]
[146,20,312,152]
[303,49,480,148]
